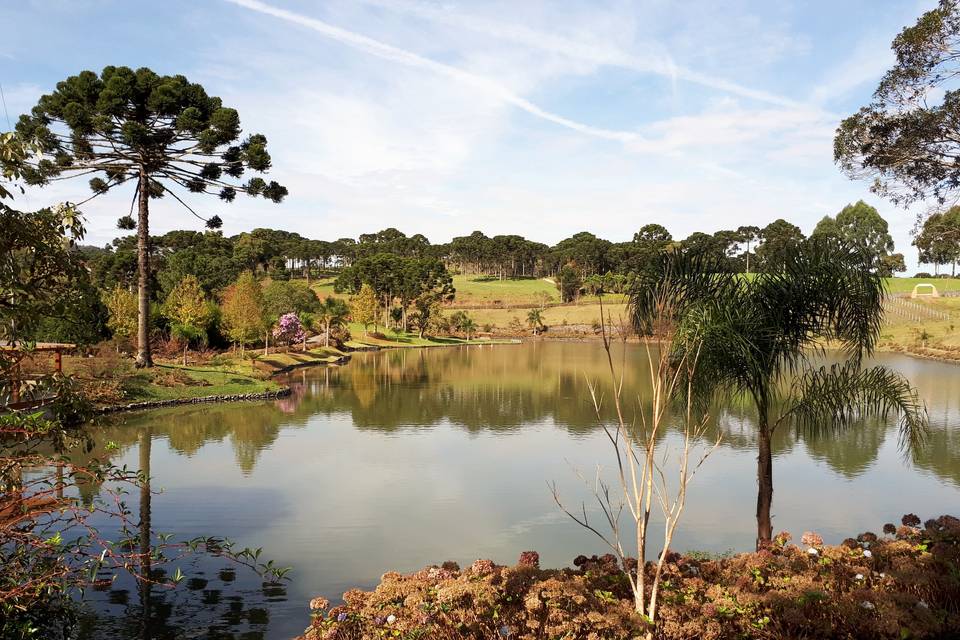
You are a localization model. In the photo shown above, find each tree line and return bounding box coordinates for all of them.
[82,201,909,290]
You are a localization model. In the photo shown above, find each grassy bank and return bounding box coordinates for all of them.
[36,334,516,410]
[254,346,348,372]
[343,323,519,348]
[879,295,960,361]
[45,354,283,408]
[299,515,960,640]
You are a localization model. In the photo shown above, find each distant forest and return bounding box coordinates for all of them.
[80,199,938,302]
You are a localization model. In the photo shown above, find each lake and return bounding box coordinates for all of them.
[80,342,960,639]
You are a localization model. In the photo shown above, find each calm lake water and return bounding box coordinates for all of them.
[80,342,960,639]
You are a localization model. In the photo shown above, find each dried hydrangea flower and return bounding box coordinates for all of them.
[902,514,921,527]
[801,532,823,547]
[518,551,540,568]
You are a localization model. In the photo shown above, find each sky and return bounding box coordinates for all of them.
[0,0,942,270]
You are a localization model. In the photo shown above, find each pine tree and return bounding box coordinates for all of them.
[17,66,287,367]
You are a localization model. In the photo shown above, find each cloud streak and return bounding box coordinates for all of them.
[225,0,640,143]
[362,0,805,109]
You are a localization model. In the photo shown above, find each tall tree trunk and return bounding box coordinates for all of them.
[138,428,152,639]
[183,343,188,367]
[756,423,773,549]
[135,170,153,368]
[324,320,331,347]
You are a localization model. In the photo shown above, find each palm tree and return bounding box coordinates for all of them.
[630,238,927,548]
[317,297,349,347]
[461,317,477,341]
[526,308,545,336]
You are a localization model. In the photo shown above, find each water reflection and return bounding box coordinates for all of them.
[96,345,960,481]
[84,342,960,640]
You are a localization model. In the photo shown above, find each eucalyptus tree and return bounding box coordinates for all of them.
[630,238,927,548]
[812,201,899,274]
[914,207,960,275]
[835,0,960,208]
[16,66,287,366]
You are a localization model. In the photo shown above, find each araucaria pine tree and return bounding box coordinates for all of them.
[17,66,288,367]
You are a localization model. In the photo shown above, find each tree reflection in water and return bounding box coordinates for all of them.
[94,343,960,488]
[79,343,960,639]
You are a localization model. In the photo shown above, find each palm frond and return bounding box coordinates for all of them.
[749,237,884,369]
[627,250,737,338]
[780,361,928,452]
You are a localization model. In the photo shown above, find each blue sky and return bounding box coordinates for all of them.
[0,0,941,268]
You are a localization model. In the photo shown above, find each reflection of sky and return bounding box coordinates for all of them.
[98,344,960,640]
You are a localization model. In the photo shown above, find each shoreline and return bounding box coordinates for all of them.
[93,387,292,415]
[88,338,520,414]
[88,335,959,416]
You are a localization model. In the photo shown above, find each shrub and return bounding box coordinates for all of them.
[299,515,960,640]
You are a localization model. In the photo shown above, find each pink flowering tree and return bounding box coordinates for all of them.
[272,312,305,348]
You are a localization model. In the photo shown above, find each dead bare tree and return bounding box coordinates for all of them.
[552,289,721,637]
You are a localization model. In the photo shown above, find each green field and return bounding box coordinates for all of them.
[313,275,560,306]
[313,274,960,336]
[449,275,558,306]
[312,278,339,298]
[883,277,960,294]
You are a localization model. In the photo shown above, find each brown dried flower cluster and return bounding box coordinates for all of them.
[298,516,960,640]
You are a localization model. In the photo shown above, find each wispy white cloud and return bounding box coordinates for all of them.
[810,33,895,105]
[361,0,805,108]
[225,0,641,143]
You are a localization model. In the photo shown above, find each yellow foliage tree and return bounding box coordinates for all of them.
[102,285,138,351]
[350,283,379,336]
[163,275,210,364]
[221,272,264,357]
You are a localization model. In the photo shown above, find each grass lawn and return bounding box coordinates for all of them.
[312,277,339,299]
[128,365,281,401]
[113,362,282,403]
[48,353,282,406]
[449,275,558,306]
[880,296,960,352]
[460,302,628,329]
